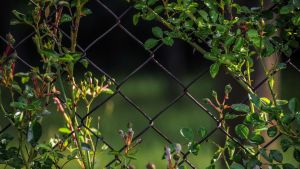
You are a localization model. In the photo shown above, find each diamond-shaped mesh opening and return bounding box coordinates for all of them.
[87,94,149,149]
[154,95,217,142]
[84,27,150,81]
[76,1,117,48]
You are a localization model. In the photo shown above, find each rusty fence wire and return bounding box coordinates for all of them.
[1,1,300,168]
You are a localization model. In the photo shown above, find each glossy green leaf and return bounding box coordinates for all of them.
[267,126,278,137]
[270,150,283,163]
[180,128,194,141]
[235,124,249,139]
[280,138,292,152]
[249,134,264,144]
[144,38,159,49]
[210,63,219,78]
[198,127,207,138]
[60,14,72,23]
[210,10,218,23]
[283,164,296,169]
[280,5,293,15]
[162,37,174,46]
[133,13,140,25]
[58,127,71,134]
[293,149,300,162]
[152,27,163,38]
[199,10,209,21]
[231,104,250,113]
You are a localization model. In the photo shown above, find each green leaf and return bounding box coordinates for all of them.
[233,37,244,52]
[82,8,92,16]
[288,98,298,113]
[216,24,227,34]
[248,93,261,109]
[198,128,207,138]
[209,63,219,78]
[133,13,140,25]
[230,162,245,169]
[235,124,249,139]
[246,29,260,48]
[102,88,114,95]
[293,149,300,162]
[144,38,159,49]
[231,104,250,113]
[292,14,300,26]
[260,148,272,162]
[199,10,209,21]
[79,59,89,68]
[280,5,293,15]
[21,76,30,84]
[267,126,277,137]
[27,122,42,145]
[180,128,194,141]
[60,14,73,23]
[209,10,218,23]
[58,127,71,134]
[280,138,292,152]
[276,99,288,106]
[204,0,216,9]
[224,113,240,120]
[270,150,283,163]
[249,134,264,144]
[283,164,296,169]
[90,128,101,137]
[162,37,174,46]
[147,0,158,6]
[152,27,163,38]
[224,36,235,48]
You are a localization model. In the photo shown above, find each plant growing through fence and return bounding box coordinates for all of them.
[129,0,300,168]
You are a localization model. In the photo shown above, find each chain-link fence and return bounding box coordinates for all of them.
[1,0,300,168]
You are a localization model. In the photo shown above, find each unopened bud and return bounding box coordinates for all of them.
[174,143,182,154]
[165,146,172,161]
[119,130,125,138]
[212,90,217,98]
[146,163,156,169]
[6,33,15,45]
[203,98,211,104]
[225,84,232,94]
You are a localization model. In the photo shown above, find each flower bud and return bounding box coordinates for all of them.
[225,84,232,94]
[146,163,156,169]
[174,143,182,154]
[165,146,172,161]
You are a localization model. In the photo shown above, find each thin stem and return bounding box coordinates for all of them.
[57,68,90,169]
[19,132,30,169]
[246,61,255,113]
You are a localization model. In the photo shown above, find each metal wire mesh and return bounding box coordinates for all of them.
[1,1,300,168]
